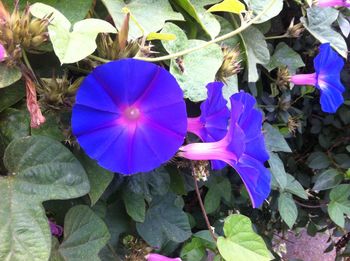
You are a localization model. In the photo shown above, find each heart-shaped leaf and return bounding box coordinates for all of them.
[50,205,110,261]
[207,0,245,14]
[161,22,223,102]
[217,214,272,261]
[0,136,90,261]
[30,3,117,64]
[0,64,22,88]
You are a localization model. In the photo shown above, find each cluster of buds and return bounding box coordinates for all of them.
[0,1,49,65]
[97,13,139,60]
[37,74,83,111]
[285,18,304,39]
[216,46,241,83]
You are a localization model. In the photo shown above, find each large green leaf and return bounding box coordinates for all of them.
[243,0,283,23]
[307,151,330,169]
[161,22,223,102]
[204,176,231,214]
[240,26,270,83]
[0,64,22,88]
[278,192,298,228]
[101,0,183,39]
[268,152,288,191]
[312,168,343,191]
[0,136,90,261]
[122,187,146,222]
[51,205,110,261]
[77,153,114,206]
[30,3,117,64]
[181,231,216,261]
[301,7,348,58]
[136,193,192,248]
[285,174,308,200]
[217,214,272,261]
[264,42,305,74]
[171,0,221,39]
[263,123,291,153]
[328,184,350,227]
[0,80,25,112]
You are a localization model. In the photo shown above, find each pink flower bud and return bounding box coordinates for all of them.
[0,44,6,62]
[146,253,182,261]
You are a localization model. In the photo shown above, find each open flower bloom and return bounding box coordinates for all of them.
[290,43,345,113]
[72,59,187,174]
[146,253,182,261]
[187,82,230,170]
[179,91,271,208]
[0,43,5,62]
[315,0,350,7]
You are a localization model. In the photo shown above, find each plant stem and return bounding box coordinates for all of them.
[294,200,327,209]
[191,164,218,242]
[265,34,288,40]
[89,0,278,63]
[89,54,110,63]
[21,49,38,82]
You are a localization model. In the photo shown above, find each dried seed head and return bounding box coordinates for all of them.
[276,66,291,91]
[216,45,241,83]
[287,116,301,135]
[286,18,305,38]
[193,160,210,181]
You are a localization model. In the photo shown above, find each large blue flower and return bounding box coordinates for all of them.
[187,82,230,170]
[72,59,187,175]
[291,43,345,113]
[180,91,271,208]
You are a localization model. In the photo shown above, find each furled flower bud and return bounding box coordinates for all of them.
[24,73,46,128]
[0,43,6,62]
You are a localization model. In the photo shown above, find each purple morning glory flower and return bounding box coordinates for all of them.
[187,82,230,170]
[72,59,187,175]
[316,0,350,7]
[0,43,5,62]
[49,220,63,237]
[290,43,345,113]
[147,253,182,261]
[179,91,271,208]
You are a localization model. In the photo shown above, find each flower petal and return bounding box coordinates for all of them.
[232,155,271,208]
[314,43,345,78]
[318,81,345,113]
[244,133,270,162]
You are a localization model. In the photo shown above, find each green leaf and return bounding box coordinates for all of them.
[338,13,350,38]
[240,26,270,82]
[101,0,184,39]
[312,168,343,191]
[171,0,221,39]
[0,64,22,88]
[31,113,66,141]
[264,123,292,153]
[136,193,192,248]
[204,176,231,214]
[77,153,114,206]
[0,136,90,261]
[285,174,308,199]
[31,3,117,64]
[207,0,245,14]
[301,7,348,58]
[217,214,272,261]
[126,166,170,200]
[307,151,330,169]
[54,205,110,261]
[181,231,216,261]
[0,80,25,112]
[243,0,283,23]
[264,42,305,74]
[122,188,146,222]
[328,185,350,227]
[269,152,288,191]
[161,22,223,102]
[278,192,298,228]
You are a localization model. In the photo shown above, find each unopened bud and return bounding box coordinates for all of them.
[0,44,6,62]
[118,13,130,50]
[216,46,241,83]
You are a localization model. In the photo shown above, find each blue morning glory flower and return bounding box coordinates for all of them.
[187,82,230,170]
[72,59,187,175]
[290,43,345,113]
[180,91,271,208]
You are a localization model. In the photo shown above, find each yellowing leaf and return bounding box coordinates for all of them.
[147,32,176,41]
[207,0,245,14]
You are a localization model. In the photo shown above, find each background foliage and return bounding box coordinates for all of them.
[0,0,349,260]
